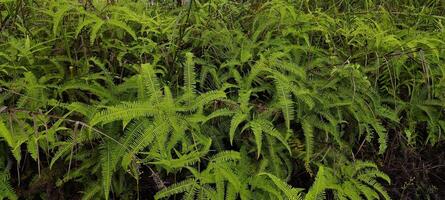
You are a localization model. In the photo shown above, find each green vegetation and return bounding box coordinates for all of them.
[1,0,444,199]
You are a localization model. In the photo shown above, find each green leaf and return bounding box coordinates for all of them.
[229,113,247,145]
[107,19,137,40]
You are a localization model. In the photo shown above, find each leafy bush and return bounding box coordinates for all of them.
[0,0,444,199]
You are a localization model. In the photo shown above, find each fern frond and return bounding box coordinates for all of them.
[0,171,17,200]
[356,176,391,200]
[81,183,101,200]
[184,52,197,99]
[151,150,203,170]
[90,101,156,126]
[185,90,226,112]
[302,118,314,170]
[155,178,197,200]
[60,81,113,101]
[141,63,162,103]
[275,77,294,130]
[229,112,247,145]
[259,173,303,200]
[0,120,20,162]
[370,121,388,154]
[100,141,117,200]
[0,120,15,148]
[106,19,137,40]
[49,141,74,169]
[210,151,241,163]
[127,120,169,155]
[215,164,241,189]
[305,166,332,200]
[250,120,264,158]
[201,109,235,124]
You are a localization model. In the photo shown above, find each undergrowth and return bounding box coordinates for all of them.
[0,0,444,199]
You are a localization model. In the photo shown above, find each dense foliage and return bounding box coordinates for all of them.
[1,0,444,199]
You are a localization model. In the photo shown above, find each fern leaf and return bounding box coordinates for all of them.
[90,101,156,125]
[0,120,15,148]
[81,183,101,200]
[90,20,104,45]
[141,63,162,102]
[210,150,241,163]
[259,173,303,200]
[0,120,20,162]
[275,78,294,130]
[216,164,241,189]
[250,120,264,158]
[256,119,292,155]
[50,141,74,169]
[302,118,314,169]
[52,4,75,37]
[60,81,113,101]
[107,19,137,40]
[184,52,196,98]
[128,120,169,155]
[0,171,17,200]
[100,141,117,200]
[187,90,226,112]
[370,122,387,154]
[201,108,235,124]
[229,113,247,145]
[154,179,197,200]
[75,18,96,38]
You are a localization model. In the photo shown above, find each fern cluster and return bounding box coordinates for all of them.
[0,0,444,199]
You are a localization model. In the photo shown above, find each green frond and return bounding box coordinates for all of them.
[81,183,101,200]
[250,176,284,200]
[0,120,15,149]
[215,164,242,190]
[90,101,156,126]
[370,122,388,154]
[49,141,74,169]
[141,63,162,102]
[155,179,197,200]
[302,118,314,170]
[151,150,203,170]
[250,119,264,158]
[127,120,169,156]
[255,119,292,155]
[52,3,77,37]
[106,19,137,40]
[60,81,113,101]
[100,141,118,200]
[210,151,241,163]
[229,112,247,145]
[225,183,238,200]
[275,77,295,130]
[259,173,303,200]
[305,166,332,200]
[185,90,226,112]
[356,176,391,200]
[90,20,105,45]
[0,171,17,200]
[0,120,20,162]
[201,109,235,124]
[184,52,197,99]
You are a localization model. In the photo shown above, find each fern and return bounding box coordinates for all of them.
[259,173,304,200]
[302,118,314,171]
[229,112,247,145]
[0,171,17,200]
[275,77,294,131]
[90,101,156,125]
[155,178,197,200]
[184,52,197,99]
[100,141,117,200]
